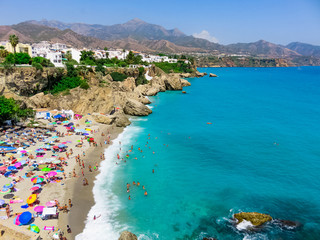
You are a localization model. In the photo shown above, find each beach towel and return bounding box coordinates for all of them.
[10,199,23,204]
[44,226,55,231]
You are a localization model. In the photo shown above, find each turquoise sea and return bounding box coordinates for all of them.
[78,67,320,240]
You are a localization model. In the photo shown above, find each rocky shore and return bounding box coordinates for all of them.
[0,65,201,127]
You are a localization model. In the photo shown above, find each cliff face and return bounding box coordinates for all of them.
[0,66,191,126]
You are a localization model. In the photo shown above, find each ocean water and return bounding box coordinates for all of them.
[78,67,320,240]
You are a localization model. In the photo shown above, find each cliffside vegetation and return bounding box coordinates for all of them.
[0,96,34,124]
[154,61,194,73]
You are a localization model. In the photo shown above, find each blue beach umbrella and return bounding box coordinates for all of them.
[4,171,12,177]
[19,211,32,225]
[8,166,17,171]
[0,199,5,205]
[3,183,13,189]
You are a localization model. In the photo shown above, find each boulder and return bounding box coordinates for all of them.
[273,219,302,230]
[164,75,182,90]
[234,212,272,226]
[111,114,131,127]
[124,98,152,116]
[26,92,53,109]
[121,77,136,92]
[118,231,138,240]
[209,73,218,77]
[180,73,191,78]
[181,79,191,87]
[92,114,113,125]
[195,71,206,77]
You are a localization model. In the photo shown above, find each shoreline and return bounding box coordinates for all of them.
[60,125,124,239]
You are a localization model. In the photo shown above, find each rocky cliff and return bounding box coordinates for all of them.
[0,66,191,126]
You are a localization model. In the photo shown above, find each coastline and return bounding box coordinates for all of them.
[58,125,124,239]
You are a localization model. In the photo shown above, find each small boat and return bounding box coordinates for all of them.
[182,91,187,94]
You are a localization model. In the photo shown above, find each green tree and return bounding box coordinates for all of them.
[5,53,31,65]
[0,49,9,58]
[9,35,19,54]
[0,96,34,124]
[126,51,135,64]
[80,50,95,65]
[0,46,5,50]
[65,51,72,61]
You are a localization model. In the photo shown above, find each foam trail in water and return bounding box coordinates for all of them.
[76,125,142,240]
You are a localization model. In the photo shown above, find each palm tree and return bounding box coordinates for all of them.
[9,34,19,54]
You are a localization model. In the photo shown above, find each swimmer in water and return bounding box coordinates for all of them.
[137,181,140,186]
[144,191,148,196]
[128,195,131,200]
[152,169,154,173]
[133,181,136,185]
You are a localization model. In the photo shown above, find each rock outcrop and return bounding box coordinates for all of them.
[195,71,207,77]
[92,113,113,125]
[124,98,152,116]
[209,73,218,77]
[234,212,272,226]
[118,231,138,240]
[181,79,191,87]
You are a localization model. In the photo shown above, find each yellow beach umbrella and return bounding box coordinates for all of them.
[26,194,37,204]
[85,128,91,131]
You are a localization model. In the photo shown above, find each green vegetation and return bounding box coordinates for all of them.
[32,56,55,67]
[110,72,128,81]
[154,61,194,73]
[9,34,19,54]
[32,62,43,71]
[135,67,148,86]
[5,53,31,65]
[0,96,34,124]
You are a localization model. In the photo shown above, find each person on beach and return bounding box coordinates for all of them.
[89,165,92,172]
[69,199,72,208]
[81,168,84,177]
[95,163,98,170]
[67,225,72,233]
[82,161,84,168]
[5,204,10,218]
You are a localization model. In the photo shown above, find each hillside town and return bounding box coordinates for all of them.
[0,40,180,67]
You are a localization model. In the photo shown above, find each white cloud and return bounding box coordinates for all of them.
[193,30,219,43]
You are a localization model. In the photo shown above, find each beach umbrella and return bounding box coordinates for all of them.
[34,206,44,213]
[85,128,91,131]
[51,122,57,125]
[7,166,17,171]
[61,142,67,144]
[47,171,57,177]
[3,193,14,199]
[14,162,22,168]
[14,215,21,226]
[20,150,27,153]
[4,171,12,177]
[46,201,56,207]
[19,211,32,225]
[26,194,37,204]
[52,146,59,149]
[58,144,66,148]
[63,121,69,123]
[19,160,27,165]
[30,186,40,191]
[41,167,51,172]
[33,184,42,188]
[0,166,7,171]
[38,164,47,170]
[3,183,13,189]
[52,136,58,139]
[31,176,45,183]
[30,224,40,233]
[83,133,89,136]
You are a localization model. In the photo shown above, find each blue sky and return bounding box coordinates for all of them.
[1,0,320,45]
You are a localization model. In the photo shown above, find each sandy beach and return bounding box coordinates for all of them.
[0,116,124,240]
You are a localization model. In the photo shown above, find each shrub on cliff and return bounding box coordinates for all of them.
[110,72,128,81]
[5,53,31,65]
[80,81,90,90]
[32,62,43,71]
[135,67,148,86]
[0,96,35,124]
[32,57,54,67]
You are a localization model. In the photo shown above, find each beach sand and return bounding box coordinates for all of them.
[0,117,124,240]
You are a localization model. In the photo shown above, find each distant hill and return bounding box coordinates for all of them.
[286,42,320,58]
[1,19,320,61]
[226,40,300,58]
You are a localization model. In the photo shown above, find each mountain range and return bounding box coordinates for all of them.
[1,18,320,60]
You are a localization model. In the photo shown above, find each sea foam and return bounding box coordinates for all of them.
[76,125,142,239]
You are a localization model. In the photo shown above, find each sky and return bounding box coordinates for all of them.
[1,0,320,45]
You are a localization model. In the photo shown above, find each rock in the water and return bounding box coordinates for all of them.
[164,75,182,90]
[195,71,206,77]
[124,98,152,116]
[180,73,191,78]
[118,231,138,240]
[209,73,218,77]
[273,219,302,230]
[110,113,131,127]
[181,79,191,87]
[234,212,272,226]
